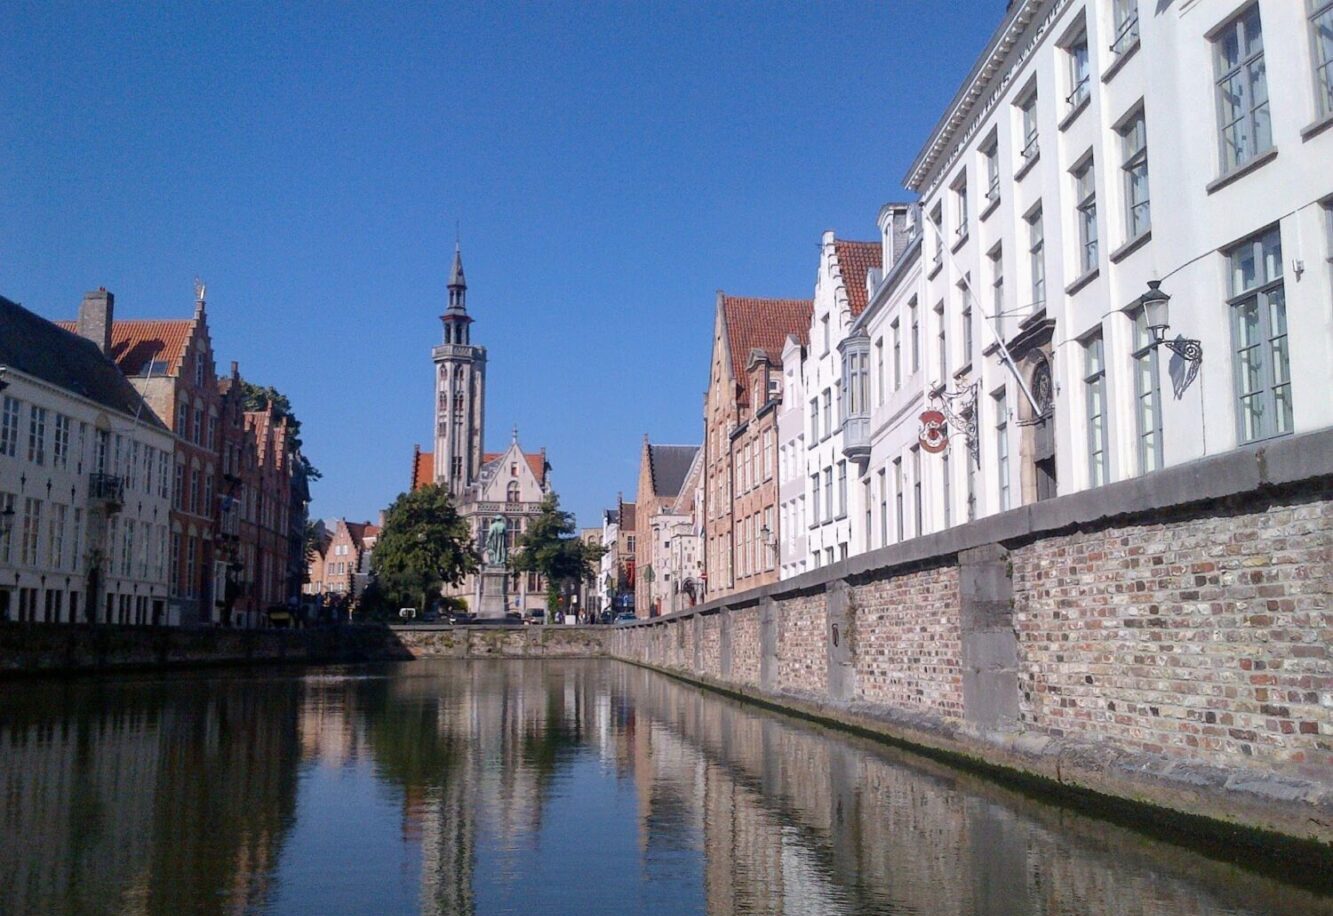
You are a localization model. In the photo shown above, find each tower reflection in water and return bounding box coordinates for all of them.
[0,661,1325,915]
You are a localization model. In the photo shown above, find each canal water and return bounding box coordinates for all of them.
[0,660,1327,915]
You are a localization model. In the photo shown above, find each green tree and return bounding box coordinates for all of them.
[371,484,478,616]
[510,493,604,616]
[239,380,322,480]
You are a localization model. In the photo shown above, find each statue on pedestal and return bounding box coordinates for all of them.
[485,515,508,566]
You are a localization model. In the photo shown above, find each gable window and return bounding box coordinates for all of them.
[1228,227,1291,442]
[1083,330,1109,487]
[1073,157,1098,276]
[821,314,830,355]
[1027,207,1046,307]
[1130,307,1164,473]
[1214,5,1271,173]
[1112,0,1140,57]
[1313,0,1333,117]
[1119,108,1150,239]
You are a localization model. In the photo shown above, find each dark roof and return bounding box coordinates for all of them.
[0,295,168,429]
[648,444,699,499]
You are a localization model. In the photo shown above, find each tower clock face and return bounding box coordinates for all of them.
[1031,356,1054,415]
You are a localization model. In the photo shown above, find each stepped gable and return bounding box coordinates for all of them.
[833,239,883,317]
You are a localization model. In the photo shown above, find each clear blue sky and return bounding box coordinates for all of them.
[2,1,1000,528]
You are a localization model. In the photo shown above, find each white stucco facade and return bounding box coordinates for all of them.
[0,368,175,625]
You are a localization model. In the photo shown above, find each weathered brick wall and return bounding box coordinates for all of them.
[731,607,762,687]
[777,592,827,695]
[852,563,964,719]
[699,614,722,679]
[1012,489,1332,780]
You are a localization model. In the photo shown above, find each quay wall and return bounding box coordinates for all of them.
[609,429,1333,846]
[0,622,610,675]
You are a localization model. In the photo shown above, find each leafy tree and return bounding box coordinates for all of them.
[239,380,322,480]
[371,484,478,615]
[510,494,604,615]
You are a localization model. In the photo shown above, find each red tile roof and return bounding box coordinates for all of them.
[833,240,882,317]
[720,295,812,402]
[55,319,195,377]
[412,449,434,490]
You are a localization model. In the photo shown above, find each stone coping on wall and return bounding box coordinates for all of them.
[628,426,1333,624]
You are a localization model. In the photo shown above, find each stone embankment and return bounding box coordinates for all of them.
[609,429,1333,849]
[0,621,610,675]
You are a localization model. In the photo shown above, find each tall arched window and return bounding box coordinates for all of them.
[506,481,521,504]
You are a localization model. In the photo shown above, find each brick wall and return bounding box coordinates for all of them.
[608,433,1333,841]
[855,563,963,718]
[1012,487,1332,781]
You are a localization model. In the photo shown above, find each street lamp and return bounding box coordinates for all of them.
[759,523,778,563]
[1140,280,1202,364]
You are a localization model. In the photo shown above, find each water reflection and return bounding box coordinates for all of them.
[0,661,1327,915]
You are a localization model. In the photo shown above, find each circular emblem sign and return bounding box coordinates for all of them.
[918,409,948,453]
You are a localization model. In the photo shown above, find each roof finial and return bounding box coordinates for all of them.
[193,277,206,314]
[512,423,519,444]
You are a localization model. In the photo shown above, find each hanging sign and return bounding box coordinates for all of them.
[918,409,948,453]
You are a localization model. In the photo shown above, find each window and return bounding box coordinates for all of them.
[942,451,952,528]
[53,414,70,469]
[1073,158,1098,275]
[961,299,974,365]
[1314,0,1333,117]
[176,402,188,436]
[1229,227,1291,442]
[930,204,944,267]
[893,458,904,542]
[821,314,831,355]
[1028,208,1046,306]
[935,302,948,381]
[822,389,832,439]
[0,493,14,563]
[5,398,25,458]
[1112,0,1140,56]
[891,321,902,391]
[911,446,923,536]
[21,498,41,566]
[1214,5,1271,173]
[1129,308,1164,473]
[909,299,920,372]
[810,473,821,525]
[837,461,847,517]
[990,246,1005,339]
[1084,330,1110,486]
[953,174,969,239]
[1120,108,1150,239]
[823,468,834,523]
[1067,31,1090,109]
[810,397,819,441]
[877,468,888,547]
[27,406,46,465]
[194,353,204,388]
[876,338,885,406]
[995,390,1011,510]
[983,137,1000,203]
[1018,90,1039,160]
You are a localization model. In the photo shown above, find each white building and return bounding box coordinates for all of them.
[0,296,176,624]
[777,333,808,580]
[831,0,1333,556]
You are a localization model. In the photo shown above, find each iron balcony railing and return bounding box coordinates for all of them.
[89,472,125,506]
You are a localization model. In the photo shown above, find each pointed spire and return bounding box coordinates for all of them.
[449,242,466,289]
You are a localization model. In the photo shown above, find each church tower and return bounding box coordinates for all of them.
[432,244,486,496]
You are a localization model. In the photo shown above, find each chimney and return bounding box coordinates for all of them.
[77,288,114,356]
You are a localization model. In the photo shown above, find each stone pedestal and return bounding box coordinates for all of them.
[476,565,509,619]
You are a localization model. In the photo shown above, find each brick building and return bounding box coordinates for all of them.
[702,294,811,601]
[633,437,698,617]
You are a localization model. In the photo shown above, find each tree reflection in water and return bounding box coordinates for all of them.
[0,661,1327,915]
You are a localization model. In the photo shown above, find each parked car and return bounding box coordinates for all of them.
[613,611,637,624]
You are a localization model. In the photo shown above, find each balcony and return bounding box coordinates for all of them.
[89,473,125,513]
[841,415,870,462]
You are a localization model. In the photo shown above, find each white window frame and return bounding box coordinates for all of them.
[1228,226,1291,443]
[1119,106,1150,240]
[1213,4,1271,173]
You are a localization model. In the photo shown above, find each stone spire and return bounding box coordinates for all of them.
[446,243,467,313]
